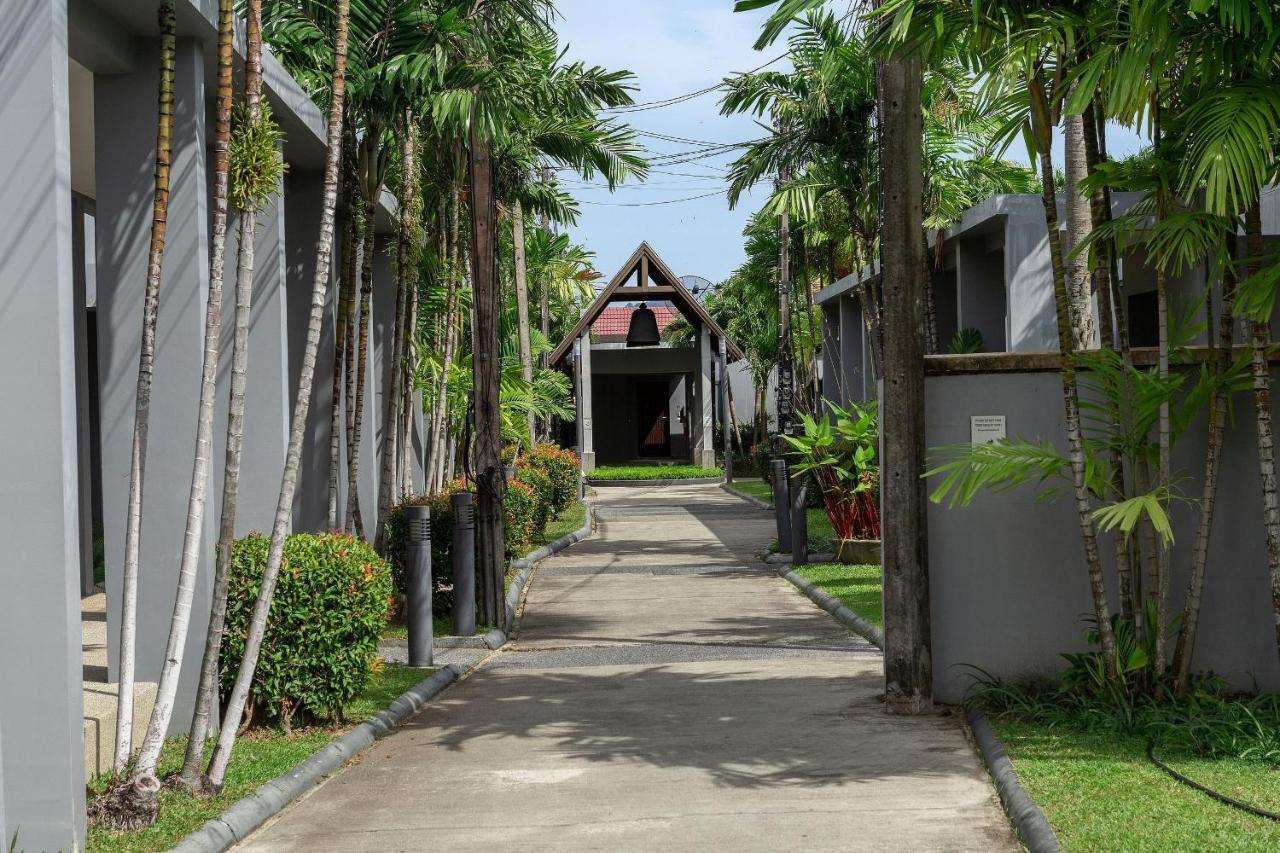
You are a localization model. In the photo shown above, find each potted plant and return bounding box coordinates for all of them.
[782,401,881,563]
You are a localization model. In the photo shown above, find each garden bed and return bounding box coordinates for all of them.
[724,479,839,552]
[87,665,429,853]
[791,562,882,627]
[586,464,722,482]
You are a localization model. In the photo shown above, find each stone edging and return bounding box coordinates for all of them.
[773,564,1059,852]
[172,665,467,852]
[966,710,1061,853]
[719,481,772,510]
[587,476,724,487]
[774,565,884,648]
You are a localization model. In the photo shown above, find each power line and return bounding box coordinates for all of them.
[578,189,729,207]
[604,50,790,114]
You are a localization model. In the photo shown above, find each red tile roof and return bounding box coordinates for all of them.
[591,305,681,339]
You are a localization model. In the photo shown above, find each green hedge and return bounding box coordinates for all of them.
[586,464,721,481]
[523,444,580,511]
[221,532,392,730]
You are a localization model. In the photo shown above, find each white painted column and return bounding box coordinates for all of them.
[0,1,87,845]
[694,324,715,468]
[579,332,595,472]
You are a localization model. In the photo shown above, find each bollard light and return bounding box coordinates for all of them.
[770,458,792,554]
[451,491,476,636]
[404,505,433,667]
[790,479,809,566]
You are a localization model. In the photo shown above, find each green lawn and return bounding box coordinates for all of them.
[87,664,430,852]
[991,721,1280,851]
[726,479,836,551]
[793,562,882,627]
[587,464,721,481]
[535,500,586,545]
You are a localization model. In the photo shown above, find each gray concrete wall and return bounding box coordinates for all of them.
[926,366,1280,703]
[285,171,337,532]
[822,304,841,408]
[956,239,1006,351]
[0,1,88,846]
[95,36,216,731]
[1002,199,1058,351]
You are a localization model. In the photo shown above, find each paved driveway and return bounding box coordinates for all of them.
[239,483,1015,852]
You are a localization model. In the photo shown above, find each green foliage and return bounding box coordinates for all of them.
[221,533,392,729]
[384,483,466,616]
[514,460,554,532]
[503,479,539,557]
[523,444,580,512]
[586,465,722,481]
[946,327,984,354]
[782,401,880,540]
[228,99,287,212]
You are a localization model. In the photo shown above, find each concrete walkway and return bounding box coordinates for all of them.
[239,483,1015,852]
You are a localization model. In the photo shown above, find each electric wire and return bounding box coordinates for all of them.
[577,189,729,207]
[1147,740,1280,822]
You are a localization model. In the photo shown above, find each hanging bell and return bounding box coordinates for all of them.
[626,302,661,348]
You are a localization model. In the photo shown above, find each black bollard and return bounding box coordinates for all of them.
[451,491,476,636]
[770,458,792,553]
[790,479,809,565]
[404,505,433,667]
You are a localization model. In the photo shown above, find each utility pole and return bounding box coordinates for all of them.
[877,3,932,714]
[469,108,504,628]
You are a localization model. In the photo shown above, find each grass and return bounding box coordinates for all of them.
[793,562,882,627]
[587,464,721,481]
[535,500,586,546]
[381,616,455,639]
[725,478,837,551]
[87,664,430,852]
[991,720,1280,851]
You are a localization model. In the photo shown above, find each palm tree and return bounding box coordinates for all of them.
[205,0,353,791]
[109,0,176,782]
[178,0,285,790]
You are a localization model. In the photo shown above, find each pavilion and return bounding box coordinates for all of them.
[551,243,743,471]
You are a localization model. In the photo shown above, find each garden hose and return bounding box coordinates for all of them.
[1146,740,1280,822]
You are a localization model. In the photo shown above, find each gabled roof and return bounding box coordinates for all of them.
[550,242,745,366]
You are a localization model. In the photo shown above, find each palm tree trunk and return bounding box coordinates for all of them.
[376,114,417,547]
[428,185,461,491]
[513,200,535,444]
[328,199,356,529]
[206,0,351,789]
[175,0,243,790]
[1173,234,1236,695]
[346,199,376,536]
[132,0,247,793]
[1063,112,1095,349]
[1243,200,1280,660]
[112,0,175,776]
[1153,191,1171,677]
[342,217,361,517]
[1081,98,1137,621]
[470,115,505,627]
[1030,77,1117,680]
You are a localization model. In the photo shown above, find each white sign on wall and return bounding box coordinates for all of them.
[971,415,1007,445]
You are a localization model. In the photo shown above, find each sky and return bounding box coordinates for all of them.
[552,0,1147,287]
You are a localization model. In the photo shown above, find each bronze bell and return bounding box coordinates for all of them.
[626,303,660,347]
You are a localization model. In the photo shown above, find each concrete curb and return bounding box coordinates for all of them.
[764,552,836,565]
[587,476,723,488]
[966,710,1061,853]
[173,665,463,853]
[719,481,772,510]
[509,500,597,570]
[774,565,885,649]
[775,563,1057,851]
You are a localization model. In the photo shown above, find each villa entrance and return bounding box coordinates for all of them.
[636,380,671,457]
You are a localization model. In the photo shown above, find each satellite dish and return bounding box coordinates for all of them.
[680,275,713,299]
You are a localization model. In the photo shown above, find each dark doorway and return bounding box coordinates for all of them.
[636,380,671,457]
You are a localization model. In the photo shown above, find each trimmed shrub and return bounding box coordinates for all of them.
[504,479,539,558]
[384,483,464,616]
[516,460,555,533]
[221,532,392,730]
[524,444,579,512]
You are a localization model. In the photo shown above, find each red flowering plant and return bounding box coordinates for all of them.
[781,401,880,545]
